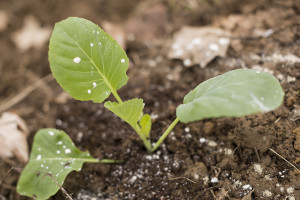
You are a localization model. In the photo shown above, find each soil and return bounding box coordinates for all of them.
[0,0,300,199]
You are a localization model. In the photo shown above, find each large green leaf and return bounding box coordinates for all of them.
[17,129,99,200]
[49,17,129,103]
[104,99,144,129]
[176,69,284,123]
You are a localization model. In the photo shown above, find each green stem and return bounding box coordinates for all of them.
[133,126,152,152]
[150,117,180,152]
[98,159,124,164]
[111,89,123,103]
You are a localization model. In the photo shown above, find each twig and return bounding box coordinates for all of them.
[269,148,300,174]
[168,175,196,184]
[253,147,261,162]
[39,171,73,200]
[0,74,53,113]
[274,117,281,124]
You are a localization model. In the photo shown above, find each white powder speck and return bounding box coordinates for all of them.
[41,164,44,168]
[218,38,230,45]
[203,176,209,184]
[129,176,137,184]
[234,180,242,188]
[88,89,91,95]
[208,140,217,147]
[183,59,192,66]
[200,138,206,143]
[56,150,61,154]
[254,163,263,174]
[93,82,97,88]
[192,37,202,45]
[211,177,218,183]
[57,141,63,145]
[286,187,294,194]
[99,42,101,46]
[65,149,71,154]
[262,190,272,197]
[287,196,295,200]
[224,148,232,155]
[209,43,219,51]
[73,57,81,63]
[121,59,125,63]
[184,127,190,132]
[48,131,54,136]
[264,174,272,180]
[38,147,41,151]
[90,43,94,47]
[242,184,252,190]
[37,155,42,160]
[97,31,99,34]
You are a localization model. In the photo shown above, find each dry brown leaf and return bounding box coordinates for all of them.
[102,21,127,49]
[126,3,168,42]
[0,112,29,162]
[0,10,8,32]
[12,16,51,52]
[168,26,231,68]
[54,92,72,104]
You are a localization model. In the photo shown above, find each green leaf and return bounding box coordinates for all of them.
[139,114,152,138]
[176,69,284,123]
[104,99,144,129]
[49,17,129,103]
[17,129,99,200]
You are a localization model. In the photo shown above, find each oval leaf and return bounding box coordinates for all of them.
[176,69,284,123]
[49,17,129,103]
[104,99,144,128]
[17,128,99,199]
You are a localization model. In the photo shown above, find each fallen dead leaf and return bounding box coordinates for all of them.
[54,92,72,104]
[0,112,29,163]
[102,21,127,49]
[11,16,51,52]
[168,26,231,67]
[126,3,168,42]
[0,10,8,32]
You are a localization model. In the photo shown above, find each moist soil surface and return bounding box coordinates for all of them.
[1,0,300,199]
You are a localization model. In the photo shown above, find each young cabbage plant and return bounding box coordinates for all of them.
[17,129,118,199]
[49,17,284,152]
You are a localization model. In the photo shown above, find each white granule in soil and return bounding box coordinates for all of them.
[262,190,272,197]
[253,163,263,174]
[286,187,294,194]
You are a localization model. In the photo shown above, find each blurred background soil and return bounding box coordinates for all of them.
[0,0,299,199]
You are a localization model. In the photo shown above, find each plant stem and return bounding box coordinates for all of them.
[150,117,180,152]
[111,90,123,103]
[98,159,124,164]
[133,126,152,152]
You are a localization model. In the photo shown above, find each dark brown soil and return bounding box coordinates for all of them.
[0,0,300,199]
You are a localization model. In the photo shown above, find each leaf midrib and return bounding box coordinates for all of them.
[63,30,116,95]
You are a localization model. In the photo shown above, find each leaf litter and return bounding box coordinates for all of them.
[0,112,29,163]
[168,26,231,68]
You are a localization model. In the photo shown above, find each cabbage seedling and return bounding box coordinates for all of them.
[48,17,284,153]
[17,129,118,199]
